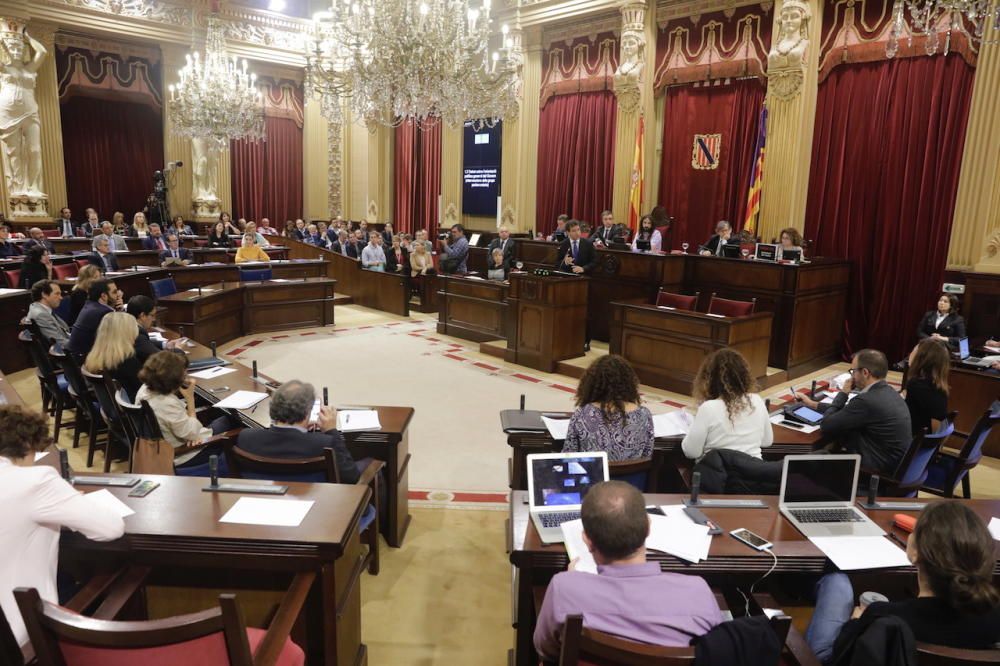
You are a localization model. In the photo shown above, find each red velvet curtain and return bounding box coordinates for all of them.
[393,119,441,235]
[805,55,975,361]
[60,96,164,218]
[657,78,765,248]
[536,91,617,233]
[230,116,303,223]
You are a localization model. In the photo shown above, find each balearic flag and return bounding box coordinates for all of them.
[743,106,767,236]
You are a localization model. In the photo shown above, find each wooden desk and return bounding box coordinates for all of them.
[62,474,370,666]
[159,277,337,345]
[512,241,849,374]
[0,288,31,373]
[609,302,773,394]
[0,368,26,405]
[949,366,1000,457]
[508,492,1000,666]
[505,273,588,373]
[436,275,510,342]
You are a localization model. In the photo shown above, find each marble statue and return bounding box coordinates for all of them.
[614,31,644,113]
[0,22,48,214]
[767,0,812,100]
[190,136,221,218]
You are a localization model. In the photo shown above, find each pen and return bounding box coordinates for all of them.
[345,414,350,424]
[886,532,907,549]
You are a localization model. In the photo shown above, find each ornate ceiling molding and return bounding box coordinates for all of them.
[48,0,192,26]
[655,0,770,23]
[542,13,620,45]
[55,30,162,62]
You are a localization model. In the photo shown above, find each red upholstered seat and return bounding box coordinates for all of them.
[59,627,304,666]
[233,237,243,247]
[194,239,208,247]
[43,229,61,238]
[75,259,90,269]
[4,269,21,288]
[53,263,79,280]
[707,294,755,317]
[655,290,698,311]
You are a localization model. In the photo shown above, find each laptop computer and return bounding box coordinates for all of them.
[778,455,884,537]
[956,338,992,367]
[755,243,778,262]
[527,452,609,544]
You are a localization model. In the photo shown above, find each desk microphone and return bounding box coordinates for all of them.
[519,394,525,411]
[864,475,879,508]
[210,341,217,358]
[59,448,73,484]
[197,284,202,296]
[810,380,817,400]
[688,471,701,506]
[252,360,258,378]
[323,387,329,406]
[209,455,219,489]
[178,325,185,340]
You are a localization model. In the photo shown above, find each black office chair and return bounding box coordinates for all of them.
[81,368,132,473]
[19,320,76,442]
[50,346,109,468]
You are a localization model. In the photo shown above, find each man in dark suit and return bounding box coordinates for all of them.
[66,279,122,361]
[237,380,361,484]
[330,230,359,259]
[79,211,101,238]
[487,225,516,271]
[55,207,77,237]
[86,238,120,273]
[381,222,395,245]
[24,227,54,253]
[142,223,168,252]
[159,233,193,266]
[793,349,912,475]
[591,210,625,247]
[554,220,598,275]
[700,220,733,256]
[0,224,22,258]
[126,295,181,361]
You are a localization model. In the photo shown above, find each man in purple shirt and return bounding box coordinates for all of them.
[533,481,723,661]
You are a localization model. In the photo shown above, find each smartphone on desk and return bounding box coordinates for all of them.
[730,528,772,551]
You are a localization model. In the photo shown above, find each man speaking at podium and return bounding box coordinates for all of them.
[554,220,598,275]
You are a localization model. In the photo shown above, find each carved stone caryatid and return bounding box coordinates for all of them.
[613,2,646,114]
[767,0,812,100]
[973,228,1000,274]
[0,20,48,217]
[190,137,221,218]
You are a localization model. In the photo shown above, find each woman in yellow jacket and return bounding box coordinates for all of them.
[235,233,271,263]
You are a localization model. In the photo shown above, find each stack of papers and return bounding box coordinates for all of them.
[808,536,910,570]
[220,497,314,527]
[561,506,713,574]
[85,489,135,518]
[189,366,237,380]
[338,409,381,432]
[214,390,268,410]
[541,415,569,440]
[186,287,217,293]
[653,410,693,437]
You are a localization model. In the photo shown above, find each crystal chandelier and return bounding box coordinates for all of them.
[886,0,1000,58]
[305,0,520,129]
[168,16,265,149]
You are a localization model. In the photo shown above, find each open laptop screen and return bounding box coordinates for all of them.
[959,338,970,359]
[783,458,856,504]
[531,455,607,507]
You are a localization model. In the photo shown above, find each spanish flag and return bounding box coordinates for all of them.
[743,106,767,236]
[627,115,645,233]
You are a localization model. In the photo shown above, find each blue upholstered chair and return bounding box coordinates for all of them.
[238,268,272,282]
[922,401,1000,499]
[873,413,956,497]
[149,277,178,300]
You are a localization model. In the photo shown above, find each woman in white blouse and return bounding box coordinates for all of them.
[0,405,124,646]
[681,349,773,461]
[630,215,662,253]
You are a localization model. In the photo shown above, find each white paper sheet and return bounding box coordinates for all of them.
[769,414,821,434]
[338,409,381,431]
[33,451,49,462]
[85,489,135,517]
[561,519,598,574]
[988,517,1000,541]
[808,536,910,570]
[0,287,25,295]
[189,366,237,379]
[541,415,570,440]
[562,508,713,569]
[268,278,291,282]
[653,410,693,438]
[219,497,314,527]
[148,332,166,342]
[186,288,217,293]
[213,390,268,410]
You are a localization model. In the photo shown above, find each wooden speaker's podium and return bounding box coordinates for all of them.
[505,271,589,372]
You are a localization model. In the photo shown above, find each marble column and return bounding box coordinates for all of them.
[500,25,542,233]
[757,0,822,243]
[366,123,393,223]
[161,46,193,224]
[29,20,63,222]
[947,9,1000,270]
[342,103,369,220]
[302,96,331,220]
[611,2,648,226]
[440,124,462,227]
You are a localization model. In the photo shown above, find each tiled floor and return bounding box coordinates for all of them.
[8,305,1000,665]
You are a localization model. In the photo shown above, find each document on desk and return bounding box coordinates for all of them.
[186,288,217,293]
[33,451,49,462]
[769,414,820,434]
[84,489,135,518]
[213,390,268,410]
[189,366,237,380]
[220,497,314,527]
[653,410,693,437]
[988,517,1000,541]
[541,415,570,440]
[338,409,381,432]
[648,508,712,563]
[561,519,598,574]
[808,536,910,570]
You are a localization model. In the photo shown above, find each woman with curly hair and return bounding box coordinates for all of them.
[681,348,772,461]
[0,405,124,646]
[562,355,654,461]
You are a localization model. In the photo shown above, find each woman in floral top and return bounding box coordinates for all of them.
[562,355,654,460]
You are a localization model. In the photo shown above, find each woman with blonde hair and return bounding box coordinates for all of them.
[84,312,141,401]
[111,211,129,236]
[130,212,150,238]
[410,241,434,277]
[681,348,772,461]
[905,338,950,435]
[67,263,101,326]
